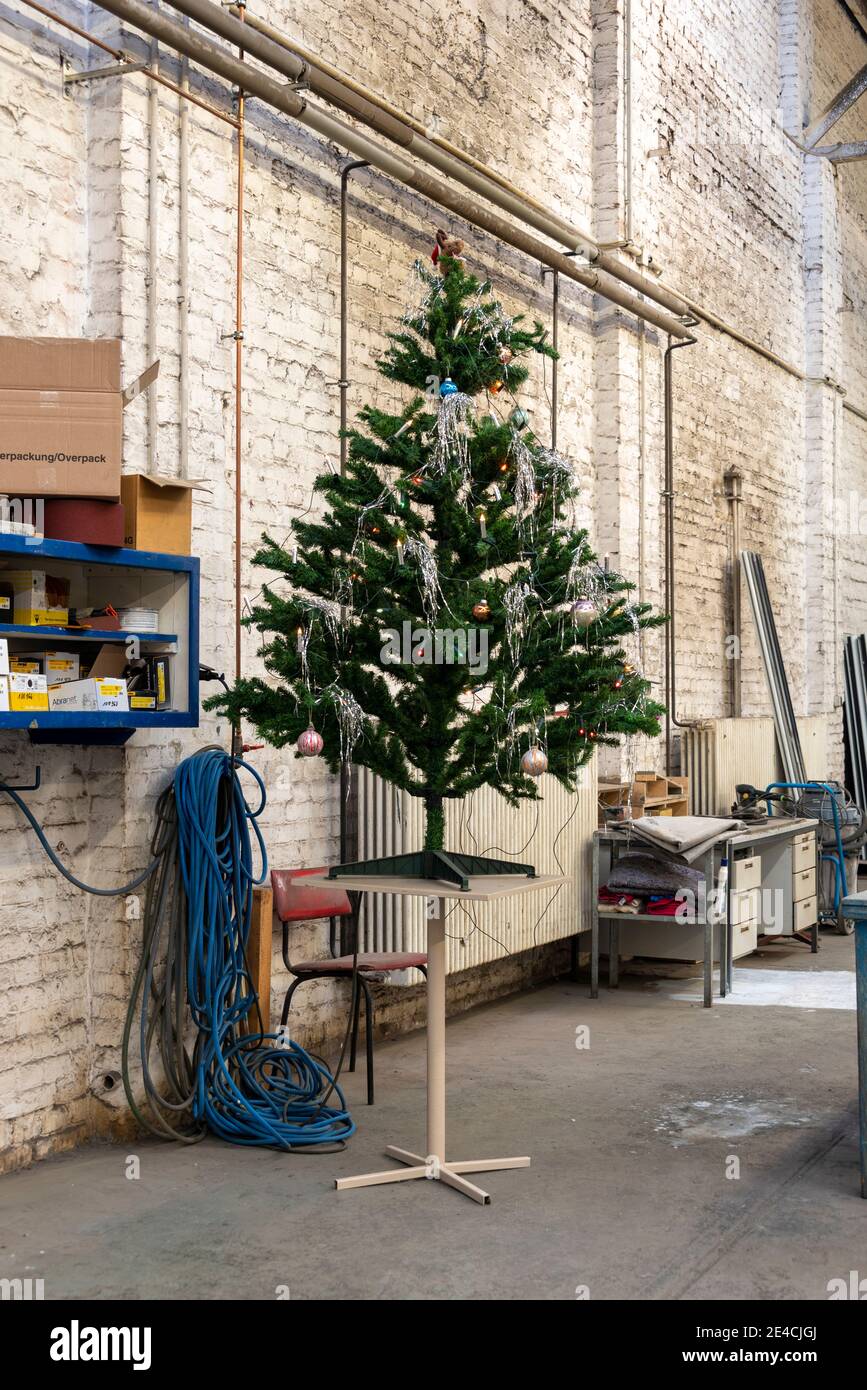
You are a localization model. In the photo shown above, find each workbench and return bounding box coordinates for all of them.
[591,817,819,1007]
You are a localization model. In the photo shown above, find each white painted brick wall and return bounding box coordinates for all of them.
[0,0,865,1169]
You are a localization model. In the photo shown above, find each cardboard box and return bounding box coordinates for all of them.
[0,338,158,501]
[88,644,127,680]
[0,675,8,712]
[0,638,7,677]
[10,657,43,675]
[48,677,130,713]
[4,569,70,626]
[129,693,157,711]
[35,651,80,684]
[9,672,49,711]
[121,473,197,555]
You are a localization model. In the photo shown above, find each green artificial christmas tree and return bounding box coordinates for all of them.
[214,245,665,887]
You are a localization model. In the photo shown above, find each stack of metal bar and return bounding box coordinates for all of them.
[844,635,867,824]
[741,552,807,785]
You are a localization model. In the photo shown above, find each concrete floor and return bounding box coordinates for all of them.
[2,934,865,1301]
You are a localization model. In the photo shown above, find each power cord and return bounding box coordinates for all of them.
[1,750,355,1151]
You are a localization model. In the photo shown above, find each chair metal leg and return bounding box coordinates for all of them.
[360,976,375,1105]
[348,974,362,1074]
[280,975,304,1027]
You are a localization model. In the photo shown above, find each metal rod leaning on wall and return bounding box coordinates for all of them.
[18,0,239,126]
[662,334,697,775]
[86,0,690,339]
[338,160,368,863]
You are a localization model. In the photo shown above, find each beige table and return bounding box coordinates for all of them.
[308,872,567,1205]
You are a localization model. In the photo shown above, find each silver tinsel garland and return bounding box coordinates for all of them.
[432,390,475,481]
[327,686,367,764]
[503,580,535,665]
[403,535,447,622]
[509,429,539,532]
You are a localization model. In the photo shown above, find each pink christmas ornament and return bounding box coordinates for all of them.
[297,725,324,757]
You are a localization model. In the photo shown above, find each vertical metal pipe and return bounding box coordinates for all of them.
[234,3,245,687]
[146,13,160,473]
[663,335,697,772]
[339,161,368,473]
[637,318,646,663]
[623,0,634,246]
[550,269,559,449]
[338,160,367,862]
[724,466,743,717]
[178,26,190,478]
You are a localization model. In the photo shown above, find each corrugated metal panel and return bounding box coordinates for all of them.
[355,758,598,976]
[682,715,830,815]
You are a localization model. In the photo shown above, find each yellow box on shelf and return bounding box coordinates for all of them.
[3,569,70,627]
[8,672,49,711]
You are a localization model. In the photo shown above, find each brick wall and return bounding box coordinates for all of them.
[0,0,865,1169]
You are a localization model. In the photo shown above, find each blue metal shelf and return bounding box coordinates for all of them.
[0,534,200,744]
[0,624,177,645]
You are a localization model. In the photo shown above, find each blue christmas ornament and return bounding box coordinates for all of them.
[439,377,459,397]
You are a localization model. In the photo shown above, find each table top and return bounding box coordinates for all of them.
[596,816,817,848]
[305,872,569,902]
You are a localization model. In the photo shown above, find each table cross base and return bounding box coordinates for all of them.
[335,1146,531,1206]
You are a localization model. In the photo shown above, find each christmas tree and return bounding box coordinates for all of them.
[214,244,665,882]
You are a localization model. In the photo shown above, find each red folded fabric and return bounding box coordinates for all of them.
[645,895,684,917]
[598,886,643,914]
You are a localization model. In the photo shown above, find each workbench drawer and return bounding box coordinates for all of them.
[793,894,818,932]
[731,887,759,926]
[793,836,816,873]
[793,866,817,903]
[733,916,758,958]
[731,855,760,892]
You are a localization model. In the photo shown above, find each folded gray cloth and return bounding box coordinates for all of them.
[606,852,703,896]
[628,815,743,852]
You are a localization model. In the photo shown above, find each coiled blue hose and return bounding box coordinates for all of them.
[174,748,355,1148]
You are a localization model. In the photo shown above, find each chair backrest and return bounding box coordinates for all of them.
[271,867,354,923]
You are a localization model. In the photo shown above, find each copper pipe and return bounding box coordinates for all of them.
[18,0,238,126]
[234,4,245,687]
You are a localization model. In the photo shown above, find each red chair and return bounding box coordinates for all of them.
[271,868,427,1104]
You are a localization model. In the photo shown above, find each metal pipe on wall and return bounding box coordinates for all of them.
[178,29,190,478]
[623,0,634,248]
[338,159,368,863]
[18,0,239,126]
[723,466,743,718]
[86,0,693,340]
[233,3,245,687]
[662,334,697,774]
[167,0,692,321]
[146,14,160,475]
